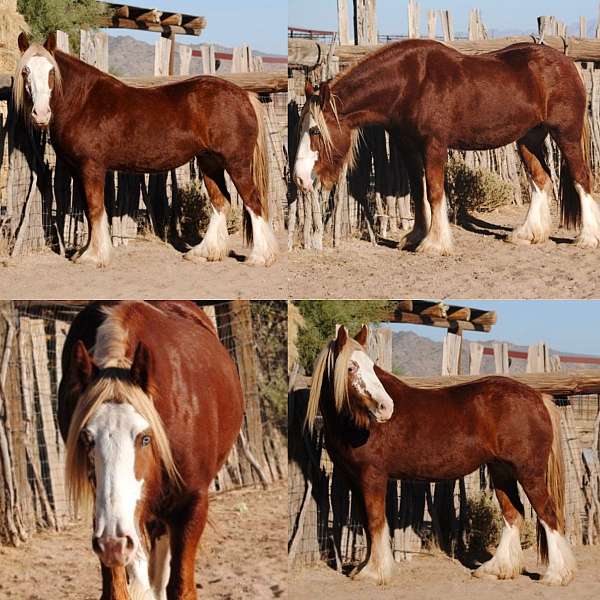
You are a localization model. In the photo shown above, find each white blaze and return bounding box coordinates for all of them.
[24,55,54,126]
[87,402,149,554]
[350,349,394,422]
[293,112,319,191]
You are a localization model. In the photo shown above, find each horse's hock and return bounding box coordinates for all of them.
[0,300,287,546]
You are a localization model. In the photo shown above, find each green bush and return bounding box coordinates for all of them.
[18,0,107,51]
[445,157,514,216]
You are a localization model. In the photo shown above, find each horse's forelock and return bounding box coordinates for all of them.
[13,44,62,113]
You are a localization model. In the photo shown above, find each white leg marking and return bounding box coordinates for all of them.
[353,524,395,585]
[246,208,278,267]
[73,210,113,267]
[574,183,600,249]
[473,518,523,580]
[184,207,229,262]
[127,552,154,600]
[540,521,576,586]
[508,179,552,244]
[416,192,453,255]
[149,533,171,600]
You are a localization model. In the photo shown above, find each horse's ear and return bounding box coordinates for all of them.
[305,80,314,98]
[74,340,98,389]
[44,32,57,54]
[130,342,153,393]
[354,324,369,347]
[18,32,29,54]
[319,81,331,109]
[334,325,348,353]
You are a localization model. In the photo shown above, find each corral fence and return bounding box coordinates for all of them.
[288,327,600,570]
[0,29,287,258]
[288,2,600,250]
[0,299,287,546]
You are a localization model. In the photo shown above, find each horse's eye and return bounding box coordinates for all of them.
[21,67,29,77]
[309,126,321,136]
[348,362,358,374]
[141,435,151,447]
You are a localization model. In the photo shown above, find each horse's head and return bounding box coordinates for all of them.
[65,340,178,569]
[293,81,357,192]
[15,33,61,130]
[307,324,394,431]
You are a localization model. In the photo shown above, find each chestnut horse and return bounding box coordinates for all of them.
[293,39,600,254]
[14,33,278,267]
[306,325,575,586]
[58,301,243,599]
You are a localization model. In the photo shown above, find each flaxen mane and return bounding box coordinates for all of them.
[305,336,363,431]
[64,304,181,514]
[13,43,62,115]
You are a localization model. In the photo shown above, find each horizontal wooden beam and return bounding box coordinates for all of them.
[289,36,600,68]
[98,16,205,36]
[136,8,161,23]
[296,370,600,396]
[161,13,182,27]
[122,71,287,93]
[392,300,495,327]
[382,310,492,332]
[114,5,129,18]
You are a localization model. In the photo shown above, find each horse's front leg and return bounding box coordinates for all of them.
[352,469,395,585]
[416,139,453,255]
[167,492,208,600]
[73,164,113,267]
[100,564,129,600]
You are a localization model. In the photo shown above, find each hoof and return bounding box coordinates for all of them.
[72,249,110,267]
[472,562,521,581]
[182,252,208,263]
[541,570,574,586]
[351,564,391,586]
[575,234,600,249]
[415,238,453,256]
[246,252,277,267]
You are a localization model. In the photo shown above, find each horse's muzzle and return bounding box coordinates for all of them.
[93,534,136,567]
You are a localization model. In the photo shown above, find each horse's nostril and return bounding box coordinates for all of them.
[125,535,135,551]
[92,536,102,554]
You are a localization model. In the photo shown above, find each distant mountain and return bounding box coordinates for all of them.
[392,330,600,377]
[107,35,285,77]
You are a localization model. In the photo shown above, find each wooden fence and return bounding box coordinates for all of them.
[0,30,287,258]
[288,3,600,250]
[0,300,287,546]
[288,327,600,569]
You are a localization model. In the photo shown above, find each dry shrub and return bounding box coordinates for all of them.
[445,157,514,215]
[466,491,536,553]
[177,180,241,246]
[467,492,503,554]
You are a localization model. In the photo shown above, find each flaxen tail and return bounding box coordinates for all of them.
[537,394,566,564]
[560,75,591,229]
[244,93,270,244]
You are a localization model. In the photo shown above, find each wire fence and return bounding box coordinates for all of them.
[0,300,287,546]
[0,87,287,258]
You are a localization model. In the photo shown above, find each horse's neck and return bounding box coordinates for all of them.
[330,70,396,129]
[54,51,104,106]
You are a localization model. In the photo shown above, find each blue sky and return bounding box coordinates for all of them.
[105,1,286,55]
[289,0,598,37]
[384,300,600,356]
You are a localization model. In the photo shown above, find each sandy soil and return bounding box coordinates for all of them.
[0,481,286,600]
[0,231,287,300]
[290,545,600,600]
[288,204,600,299]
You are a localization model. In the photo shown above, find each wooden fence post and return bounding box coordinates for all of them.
[179,44,192,75]
[56,30,69,53]
[80,30,108,71]
[408,0,420,39]
[154,36,172,76]
[337,0,350,44]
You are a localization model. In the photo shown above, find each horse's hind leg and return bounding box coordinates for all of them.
[184,164,230,263]
[227,164,278,267]
[551,128,600,248]
[417,138,453,254]
[517,471,575,585]
[508,126,553,244]
[352,469,395,584]
[473,463,524,580]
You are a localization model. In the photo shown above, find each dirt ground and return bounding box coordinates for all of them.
[290,545,600,600]
[0,231,287,300]
[0,481,286,600]
[288,204,600,299]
